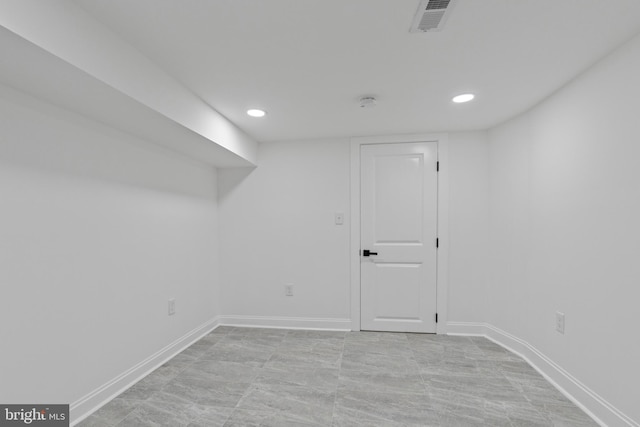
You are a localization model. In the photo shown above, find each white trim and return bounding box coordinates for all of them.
[435,135,449,335]
[350,133,447,145]
[446,321,486,336]
[349,140,361,331]
[218,315,353,331]
[447,321,639,427]
[349,133,450,333]
[70,317,220,426]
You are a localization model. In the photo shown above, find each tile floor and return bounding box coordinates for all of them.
[78,327,598,426]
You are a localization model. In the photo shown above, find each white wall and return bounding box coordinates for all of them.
[0,84,220,407]
[447,132,490,323]
[486,32,640,424]
[218,139,351,324]
[218,134,490,328]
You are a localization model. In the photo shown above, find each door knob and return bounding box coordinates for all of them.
[362,249,378,257]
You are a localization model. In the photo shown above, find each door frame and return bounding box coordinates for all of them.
[349,133,449,334]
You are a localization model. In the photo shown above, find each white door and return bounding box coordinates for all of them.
[360,142,438,333]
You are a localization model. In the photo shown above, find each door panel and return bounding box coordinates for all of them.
[373,154,424,243]
[360,142,438,333]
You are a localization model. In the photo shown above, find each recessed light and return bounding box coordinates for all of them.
[247,109,266,117]
[452,93,475,103]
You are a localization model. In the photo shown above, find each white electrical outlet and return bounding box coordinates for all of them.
[168,298,176,316]
[284,284,294,296]
[555,311,565,334]
[335,212,344,225]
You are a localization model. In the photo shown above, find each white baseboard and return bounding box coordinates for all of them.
[70,317,220,426]
[446,321,486,336]
[447,321,639,427]
[218,315,353,331]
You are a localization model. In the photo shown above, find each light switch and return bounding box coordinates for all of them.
[335,212,344,225]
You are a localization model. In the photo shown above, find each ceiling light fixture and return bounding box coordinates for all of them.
[247,109,266,117]
[452,93,475,103]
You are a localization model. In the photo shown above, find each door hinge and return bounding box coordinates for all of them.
[436,238,439,248]
[435,313,438,323]
[436,161,440,172]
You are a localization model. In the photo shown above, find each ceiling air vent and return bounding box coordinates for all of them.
[410,0,458,33]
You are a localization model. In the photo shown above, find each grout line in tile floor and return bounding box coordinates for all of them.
[78,326,598,427]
